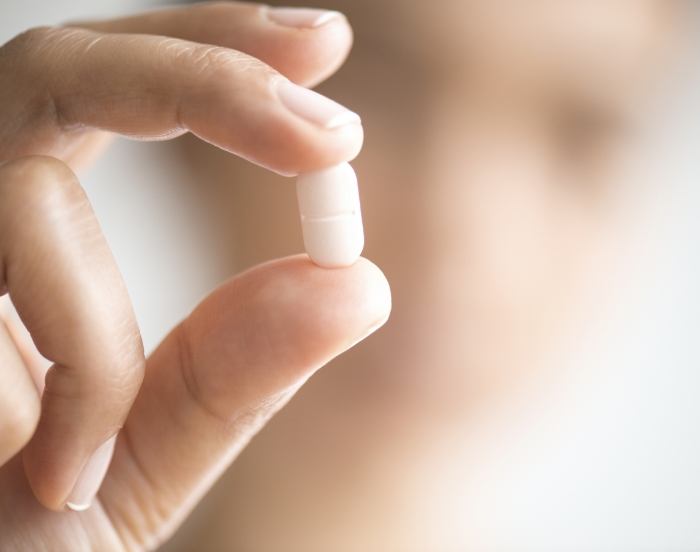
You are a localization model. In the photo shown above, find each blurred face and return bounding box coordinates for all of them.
[342,0,679,402]
[179,0,683,548]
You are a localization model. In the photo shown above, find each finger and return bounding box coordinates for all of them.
[61,131,115,174]
[0,156,145,511]
[74,1,353,87]
[2,25,362,175]
[0,296,52,390]
[0,320,40,467]
[99,256,390,545]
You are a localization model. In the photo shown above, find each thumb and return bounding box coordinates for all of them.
[98,255,391,546]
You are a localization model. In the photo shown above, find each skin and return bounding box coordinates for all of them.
[0,3,391,550]
[162,0,685,550]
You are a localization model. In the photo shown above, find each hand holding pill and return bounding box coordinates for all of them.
[0,4,391,548]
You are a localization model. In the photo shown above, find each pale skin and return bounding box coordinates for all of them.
[0,3,391,550]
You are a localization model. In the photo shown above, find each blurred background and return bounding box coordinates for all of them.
[3,1,700,550]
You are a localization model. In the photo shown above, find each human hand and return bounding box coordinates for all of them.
[0,3,390,549]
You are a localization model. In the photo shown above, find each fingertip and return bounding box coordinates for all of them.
[244,107,364,177]
[289,119,364,176]
[290,14,354,88]
[184,254,390,397]
[259,6,354,86]
[331,256,392,329]
[185,61,363,176]
[360,256,393,322]
[255,255,391,351]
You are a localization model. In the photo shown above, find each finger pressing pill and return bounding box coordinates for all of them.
[296,162,364,268]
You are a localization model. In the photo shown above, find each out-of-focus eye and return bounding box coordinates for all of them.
[551,101,632,174]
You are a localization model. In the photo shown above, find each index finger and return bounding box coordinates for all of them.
[1,24,362,175]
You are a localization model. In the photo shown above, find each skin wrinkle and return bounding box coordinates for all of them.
[1,10,359,167]
[174,322,231,428]
[107,318,301,550]
[1,167,144,397]
[16,30,154,134]
[81,34,105,55]
[0,157,147,513]
[160,38,266,79]
[17,28,98,132]
[105,427,168,551]
[221,387,298,458]
[1,163,81,302]
[174,314,294,439]
[1,178,142,401]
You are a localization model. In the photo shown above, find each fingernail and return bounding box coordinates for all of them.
[346,315,390,352]
[265,7,343,28]
[276,79,361,130]
[66,435,117,512]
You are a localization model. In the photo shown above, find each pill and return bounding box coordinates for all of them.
[296,162,364,268]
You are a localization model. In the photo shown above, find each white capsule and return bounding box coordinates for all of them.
[296,162,364,268]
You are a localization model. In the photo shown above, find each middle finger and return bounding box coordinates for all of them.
[73,1,354,88]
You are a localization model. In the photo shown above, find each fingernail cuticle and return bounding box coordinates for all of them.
[275,79,361,130]
[66,434,117,512]
[265,7,343,29]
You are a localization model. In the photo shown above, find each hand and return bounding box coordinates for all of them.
[0,3,391,550]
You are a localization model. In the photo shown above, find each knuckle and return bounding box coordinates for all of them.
[0,156,87,252]
[1,27,99,130]
[173,40,276,80]
[44,347,144,419]
[112,339,146,399]
[0,155,83,211]
[1,26,74,73]
[87,325,146,403]
[55,319,145,405]
[3,26,55,54]
[4,26,85,58]
[1,154,75,182]
[89,362,144,410]
[175,321,229,425]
